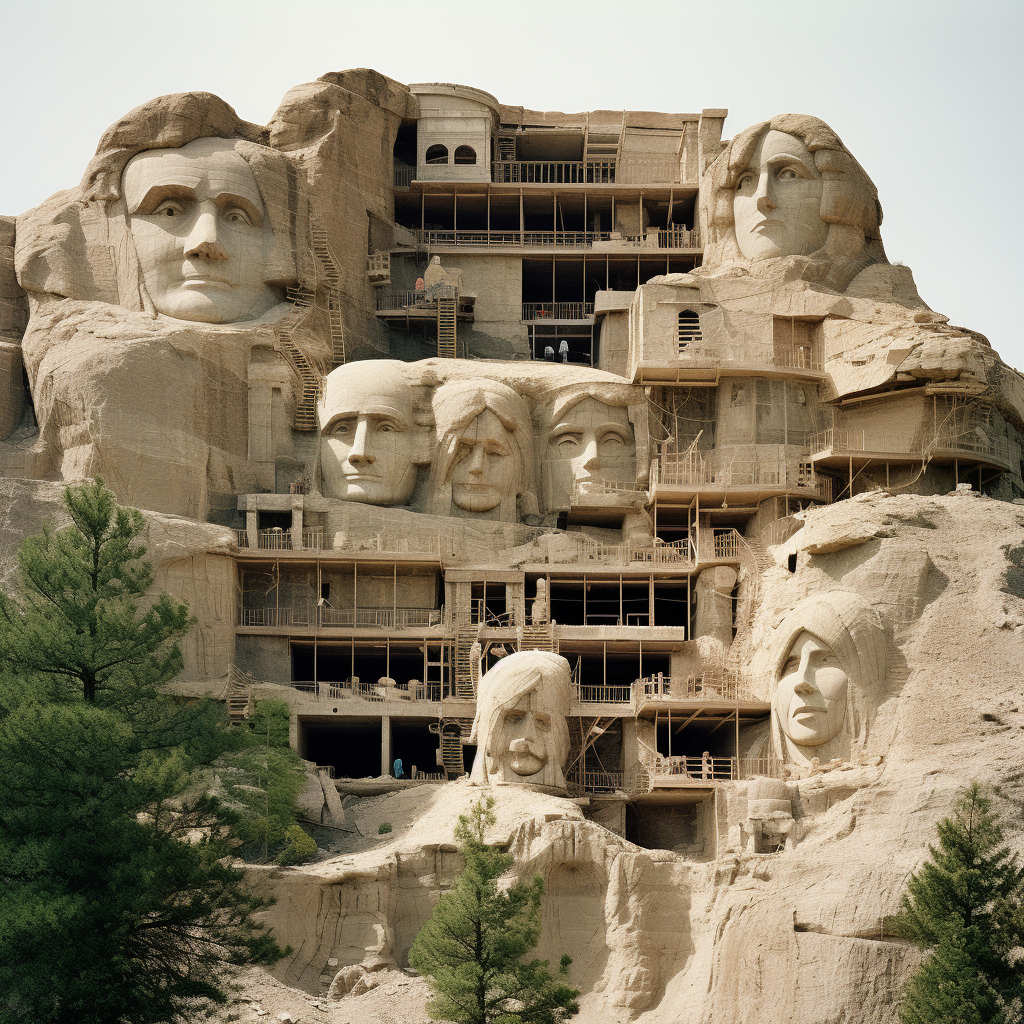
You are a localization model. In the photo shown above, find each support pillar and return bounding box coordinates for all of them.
[246,509,258,549]
[381,714,391,777]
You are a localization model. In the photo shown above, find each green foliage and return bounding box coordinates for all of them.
[379,821,393,834]
[248,698,292,749]
[215,744,307,860]
[409,798,580,1024]
[277,824,318,866]
[0,478,194,706]
[892,782,1024,1024]
[0,481,286,1024]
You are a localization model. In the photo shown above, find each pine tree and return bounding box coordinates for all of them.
[409,797,580,1024]
[0,480,287,1023]
[892,782,1024,1024]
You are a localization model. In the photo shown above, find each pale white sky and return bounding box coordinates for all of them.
[3,0,1021,367]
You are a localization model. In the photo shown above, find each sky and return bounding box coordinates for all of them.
[3,0,1021,368]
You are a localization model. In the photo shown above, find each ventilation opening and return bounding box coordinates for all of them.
[677,310,702,354]
[787,553,797,573]
[424,144,449,165]
[453,145,477,165]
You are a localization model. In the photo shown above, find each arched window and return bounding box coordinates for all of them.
[453,145,477,165]
[677,310,701,354]
[425,144,449,165]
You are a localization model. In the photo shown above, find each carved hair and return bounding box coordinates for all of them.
[428,378,538,518]
[769,591,887,761]
[700,114,886,291]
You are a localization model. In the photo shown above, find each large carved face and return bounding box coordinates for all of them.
[732,130,828,262]
[546,396,636,510]
[774,630,849,747]
[319,365,421,506]
[471,651,572,791]
[123,137,279,323]
[448,409,516,513]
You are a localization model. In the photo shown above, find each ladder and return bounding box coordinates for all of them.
[437,297,457,358]
[452,624,480,700]
[431,717,475,779]
[327,294,346,368]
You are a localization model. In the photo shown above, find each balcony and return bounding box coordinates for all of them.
[404,227,701,252]
[492,160,617,184]
[808,427,1012,470]
[522,302,594,321]
[650,452,832,504]
[239,601,444,630]
[632,336,824,385]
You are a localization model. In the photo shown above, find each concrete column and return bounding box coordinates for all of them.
[693,566,737,645]
[381,714,391,777]
[290,504,303,550]
[246,510,258,549]
[621,717,639,767]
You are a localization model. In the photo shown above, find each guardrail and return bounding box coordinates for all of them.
[408,227,700,250]
[673,341,823,371]
[576,684,633,704]
[492,160,617,184]
[522,302,594,321]
[376,285,459,311]
[566,769,625,794]
[394,167,414,188]
[653,455,832,500]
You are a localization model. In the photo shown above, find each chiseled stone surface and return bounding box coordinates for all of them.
[2,75,1024,1024]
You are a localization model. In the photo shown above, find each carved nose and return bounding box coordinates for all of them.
[755,173,777,215]
[183,209,229,261]
[794,677,816,695]
[466,445,486,475]
[347,421,375,465]
[580,439,600,470]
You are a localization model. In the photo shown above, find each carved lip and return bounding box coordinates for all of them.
[753,219,785,231]
[791,704,827,717]
[180,275,234,289]
[343,473,380,481]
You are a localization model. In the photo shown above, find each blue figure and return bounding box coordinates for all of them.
[393,757,404,779]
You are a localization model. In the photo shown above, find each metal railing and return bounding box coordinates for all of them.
[408,227,700,250]
[576,684,633,705]
[522,302,594,321]
[256,529,293,550]
[652,455,832,500]
[393,167,414,188]
[492,160,616,184]
[318,606,443,629]
[571,477,645,505]
[644,754,785,782]
[376,284,458,311]
[566,769,625,794]
[671,340,823,372]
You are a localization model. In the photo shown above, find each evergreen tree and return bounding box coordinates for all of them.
[410,797,580,1024]
[0,480,286,1023]
[892,782,1024,1024]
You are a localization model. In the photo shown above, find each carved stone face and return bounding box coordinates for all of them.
[320,366,420,506]
[123,137,279,323]
[546,397,636,509]
[732,130,828,262]
[448,409,516,513]
[488,685,569,784]
[774,630,848,747]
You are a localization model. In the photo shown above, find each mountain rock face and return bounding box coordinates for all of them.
[248,491,1024,1022]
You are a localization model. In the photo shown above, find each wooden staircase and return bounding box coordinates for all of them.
[496,129,517,162]
[276,318,322,432]
[431,718,475,779]
[518,622,557,654]
[224,666,255,724]
[452,624,480,700]
[437,297,457,359]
